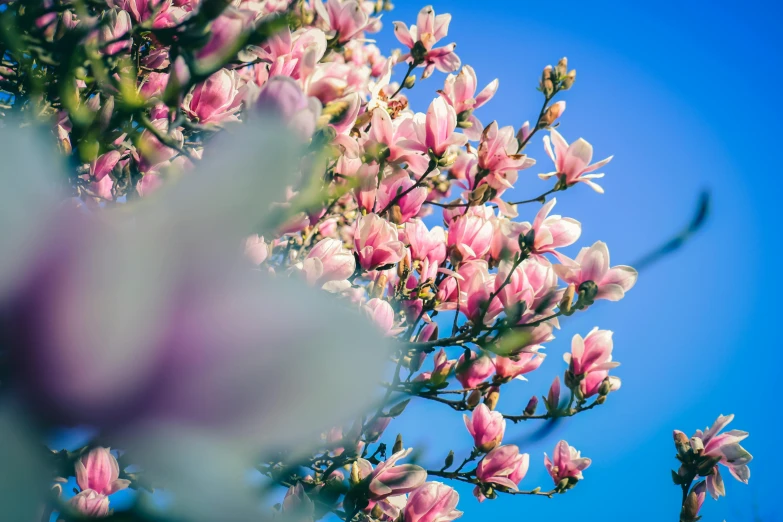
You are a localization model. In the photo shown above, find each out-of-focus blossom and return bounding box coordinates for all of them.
[0,123,390,521]
[183,69,244,125]
[99,9,132,56]
[299,238,356,288]
[403,482,462,522]
[365,448,428,500]
[70,489,110,517]
[364,298,405,336]
[455,351,495,389]
[193,9,250,72]
[244,235,269,265]
[75,447,131,496]
[544,440,591,485]
[394,6,460,79]
[463,404,505,452]
[553,241,638,302]
[540,129,613,193]
[251,76,322,139]
[494,349,545,382]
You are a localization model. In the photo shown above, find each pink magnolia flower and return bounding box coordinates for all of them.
[354,213,406,270]
[376,169,428,224]
[447,212,493,262]
[422,348,455,386]
[461,263,502,325]
[99,9,132,56]
[544,440,591,484]
[394,6,460,79]
[193,9,251,72]
[76,447,131,496]
[476,445,529,490]
[252,76,322,139]
[136,119,183,172]
[366,448,428,500]
[403,482,462,522]
[455,351,495,389]
[489,217,526,261]
[438,65,498,140]
[244,235,269,265]
[690,414,752,498]
[183,69,244,125]
[70,489,110,517]
[517,198,581,256]
[494,348,545,381]
[364,298,405,336]
[404,219,447,281]
[540,129,613,193]
[477,122,535,191]
[299,238,356,288]
[423,97,468,158]
[366,109,431,175]
[313,0,375,43]
[563,327,620,398]
[553,241,638,302]
[463,404,505,452]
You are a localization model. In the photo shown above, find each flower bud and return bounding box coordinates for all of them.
[690,436,704,454]
[484,386,500,411]
[444,450,454,469]
[598,377,613,396]
[393,433,404,454]
[545,376,561,412]
[524,396,538,416]
[404,74,417,89]
[561,69,576,90]
[559,283,575,314]
[673,430,690,458]
[556,57,568,78]
[466,389,481,409]
[539,101,565,127]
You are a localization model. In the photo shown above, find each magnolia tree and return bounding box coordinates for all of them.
[0,0,751,521]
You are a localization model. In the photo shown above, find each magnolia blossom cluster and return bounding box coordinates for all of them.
[673,415,753,522]
[0,0,740,520]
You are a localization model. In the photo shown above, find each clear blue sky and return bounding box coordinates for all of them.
[374,1,782,520]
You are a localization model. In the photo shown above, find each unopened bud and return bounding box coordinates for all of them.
[393,433,404,454]
[540,101,566,127]
[594,395,606,405]
[556,57,568,78]
[674,430,690,458]
[689,437,704,454]
[350,461,361,485]
[598,377,612,396]
[466,390,481,409]
[437,149,458,168]
[404,74,416,89]
[524,396,538,416]
[559,283,575,314]
[468,183,491,204]
[562,69,576,90]
[443,450,454,469]
[484,387,500,411]
[371,274,388,299]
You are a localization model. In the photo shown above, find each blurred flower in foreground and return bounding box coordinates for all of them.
[0,121,390,519]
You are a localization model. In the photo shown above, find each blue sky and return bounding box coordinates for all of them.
[373,1,782,520]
